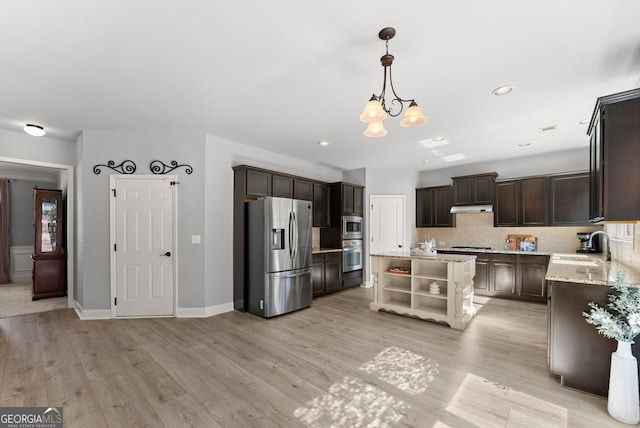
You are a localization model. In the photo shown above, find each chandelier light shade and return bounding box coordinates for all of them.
[364,121,387,137]
[360,27,427,137]
[400,101,427,127]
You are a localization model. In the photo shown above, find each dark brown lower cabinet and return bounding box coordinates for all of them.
[518,255,548,300]
[32,257,66,300]
[312,252,341,297]
[491,254,517,296]
[472,253,490,294]
[440,251,548,302]
[548,281,640,397]
[341,269,363,289]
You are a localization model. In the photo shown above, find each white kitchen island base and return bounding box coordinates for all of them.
[370,252,477,330]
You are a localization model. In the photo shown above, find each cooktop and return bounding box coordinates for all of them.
[451,246,492,250]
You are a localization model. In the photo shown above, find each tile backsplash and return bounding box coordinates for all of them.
[416,212,601,253]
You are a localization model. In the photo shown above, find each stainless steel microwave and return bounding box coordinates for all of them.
[342,215,363,240]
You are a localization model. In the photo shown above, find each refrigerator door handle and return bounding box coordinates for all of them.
[292,211,298,261]
[288,211,294,260]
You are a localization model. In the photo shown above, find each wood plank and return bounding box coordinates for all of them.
[0,288,631,427]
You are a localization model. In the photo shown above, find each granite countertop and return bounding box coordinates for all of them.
[436,247,555,256]
[312,248,343,254]
[545,253,640,287]
[370,251,476,263]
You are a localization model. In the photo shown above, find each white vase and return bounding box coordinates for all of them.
[608,340,640,425]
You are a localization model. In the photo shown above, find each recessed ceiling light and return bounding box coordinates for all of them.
[492,85,514,96]
[579,118,590,125]
[318,141,330,146]
[24,124,46,137]
[432,136,445,142]
[518,142,531,147]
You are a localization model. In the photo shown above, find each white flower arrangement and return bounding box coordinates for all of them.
[583,272,640,343]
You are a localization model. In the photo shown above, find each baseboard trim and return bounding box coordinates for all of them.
[361,281,373,288]
[72,300,234,320]
[74,301,111,320]
[176,301,234,318]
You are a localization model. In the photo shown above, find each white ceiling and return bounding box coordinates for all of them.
[1,1,639,172]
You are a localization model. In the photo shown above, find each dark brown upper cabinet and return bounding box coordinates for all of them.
[331,182,364,220]
[312,182,331,228]
[494,181,519,227]
[416,186,455,228]
[272,174,293,198]
[244,168,272,197]
[588,88,640,222]
[549,173,590,226]
[452,173,498,205]
[520,177,548,226]
[293,178,313,201]
[495,173,590,227]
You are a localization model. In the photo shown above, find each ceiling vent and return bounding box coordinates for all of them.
[539,125,558,134]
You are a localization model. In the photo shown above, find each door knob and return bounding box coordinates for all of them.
[161,251,171,257]
[398,245,402,248]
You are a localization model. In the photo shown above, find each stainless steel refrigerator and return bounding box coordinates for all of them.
[246,197,312,318]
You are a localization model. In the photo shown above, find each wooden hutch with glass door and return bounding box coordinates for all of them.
[32,188,66,300]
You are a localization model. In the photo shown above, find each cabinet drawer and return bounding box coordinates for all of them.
[325,252,341,263]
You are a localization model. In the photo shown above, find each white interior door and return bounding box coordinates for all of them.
[111,175,175,317]
[370,195,405,254]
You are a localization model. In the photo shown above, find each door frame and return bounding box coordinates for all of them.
[0,155,75,309]
[109,174,178,318]
[368,194,406,286]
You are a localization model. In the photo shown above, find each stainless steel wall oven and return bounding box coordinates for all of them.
[342,239,363,272]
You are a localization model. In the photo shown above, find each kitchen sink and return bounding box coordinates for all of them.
[551,259,599,267]
[552,254,590,260]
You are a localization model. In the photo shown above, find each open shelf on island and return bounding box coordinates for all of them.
[413,277,447,297]
[412,295,447,316]
[370,253,476,330]
[382,289,411,309]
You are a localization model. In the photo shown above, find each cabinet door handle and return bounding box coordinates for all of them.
[160,251,171,257]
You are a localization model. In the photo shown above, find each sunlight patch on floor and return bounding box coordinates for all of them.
[445,373,568,428]
[359,346,439,395]
[293,375,408,427]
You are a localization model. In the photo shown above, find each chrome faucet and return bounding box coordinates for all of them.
[588,231,611,261]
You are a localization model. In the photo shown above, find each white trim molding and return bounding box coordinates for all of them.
[176,301,234,318]
[9,245,32,283]
[74,301,111,320]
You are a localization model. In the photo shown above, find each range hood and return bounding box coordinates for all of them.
[450,204,493,214]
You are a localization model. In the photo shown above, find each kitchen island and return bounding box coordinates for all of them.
[370,252,476,330]
[546,254,640,397]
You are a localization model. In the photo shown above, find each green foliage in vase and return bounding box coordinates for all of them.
[583,272,640,342]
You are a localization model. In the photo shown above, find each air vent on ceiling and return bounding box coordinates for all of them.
[539,124,558,134]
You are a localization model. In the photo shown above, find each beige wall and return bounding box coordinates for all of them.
[416,212,600,253]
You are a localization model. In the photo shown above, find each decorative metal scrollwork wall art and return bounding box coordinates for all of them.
[149,160,193,175]
[93,160,137,175]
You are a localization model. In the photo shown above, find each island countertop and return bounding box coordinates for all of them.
[545,253,640,287]
[370,251,476,263]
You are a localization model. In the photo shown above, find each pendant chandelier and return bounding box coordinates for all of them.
[359,27,427,137]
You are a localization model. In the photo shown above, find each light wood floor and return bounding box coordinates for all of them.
[0,287,629,427]
[0,282,67,319]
